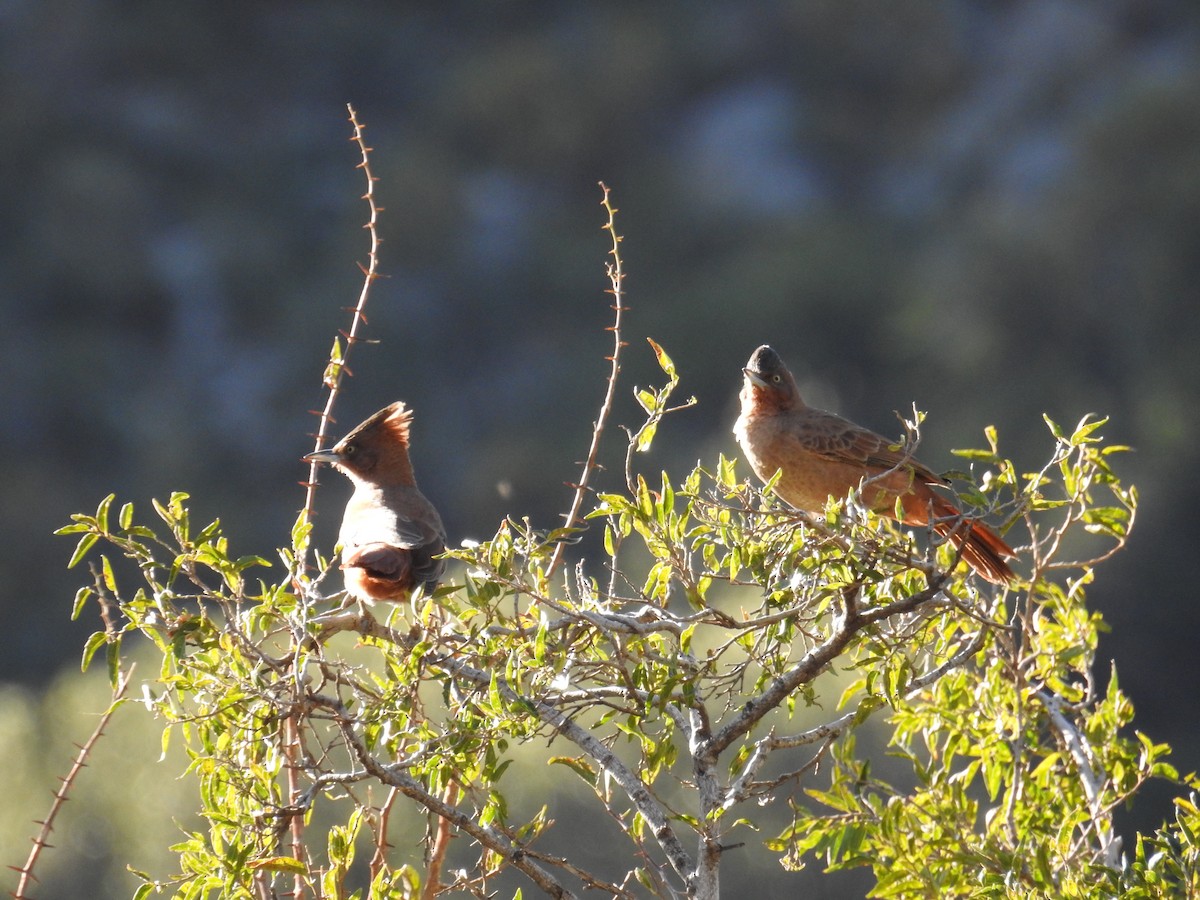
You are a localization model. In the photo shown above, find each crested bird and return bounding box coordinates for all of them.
[733,345,1015,584]
[306,401,447,602]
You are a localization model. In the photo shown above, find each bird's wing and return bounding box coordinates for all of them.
[407,540,446,591]
[389,504,446,588]
[389,509,443,549]
[797,410,947,484]
[342,532,444,594]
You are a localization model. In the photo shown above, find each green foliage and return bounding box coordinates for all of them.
[56,346,1195,898]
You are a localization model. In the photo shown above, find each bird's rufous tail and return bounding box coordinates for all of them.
[901,490,1016,585]
[932,514,1015,585]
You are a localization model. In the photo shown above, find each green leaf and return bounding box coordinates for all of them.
[95,493,115,533]
[195,519,221,544]
[543,526,584,544]
[951,448,999,461]
[488,671,503,714]
[71,587,93,620]
[549,756,598,785]
[534,621,547,666]
[636,420,658,451]
[81,631,108,673]
[247,857,308,873]
[54,520,92,535]
[235,555,272,572]
[107,637,122,687]
[717,454,737,488]
[647,337,676,379]
[100,554,117,591]
[68,532,100,569]
[291,509,313,549]
[1070,414,1108,445]
[1082,506,1130,537]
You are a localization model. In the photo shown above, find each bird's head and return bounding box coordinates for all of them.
[306,401,416,485]
[741,345,801,410]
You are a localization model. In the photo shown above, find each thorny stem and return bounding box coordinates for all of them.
[295,103,382,579]
[547,182,627,580]
[12,666,134,900]
[283,713,309,899]
[285,102,382,900]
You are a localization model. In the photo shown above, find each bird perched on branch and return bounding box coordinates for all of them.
[306,401,447,602]
[733,345,1015,584]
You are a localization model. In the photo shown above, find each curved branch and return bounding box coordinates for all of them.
[707,574,949,758]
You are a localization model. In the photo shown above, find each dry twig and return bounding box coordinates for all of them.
[11,667,134,899]
[548,182,628,579]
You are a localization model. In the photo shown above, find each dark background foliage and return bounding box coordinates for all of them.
[3,0,1199,893]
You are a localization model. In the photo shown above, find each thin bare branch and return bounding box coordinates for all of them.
[548,182,628,579]
[370,785,400,882]
[294,103,383,579]
[421,781,459,900]
[12,666,134,900]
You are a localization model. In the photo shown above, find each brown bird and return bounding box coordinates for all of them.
[306,401,447,602]
[733,345,1015,584]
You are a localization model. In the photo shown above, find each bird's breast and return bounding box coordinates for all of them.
[736,410,905,513]
[340,489,405,547]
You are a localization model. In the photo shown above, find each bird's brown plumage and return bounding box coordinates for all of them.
[306,401,447,601]
[733,345,1015,584]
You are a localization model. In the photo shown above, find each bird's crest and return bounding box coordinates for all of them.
[376,402,413,448]
[343,401,412,448]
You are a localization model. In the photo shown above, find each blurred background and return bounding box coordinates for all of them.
[2,1,1199,896]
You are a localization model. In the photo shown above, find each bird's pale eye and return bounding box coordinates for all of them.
[343,444,357,456]
[771,374,782,384]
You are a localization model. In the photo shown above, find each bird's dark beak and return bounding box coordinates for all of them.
[305,449,341,465]
[743,367,769,389]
